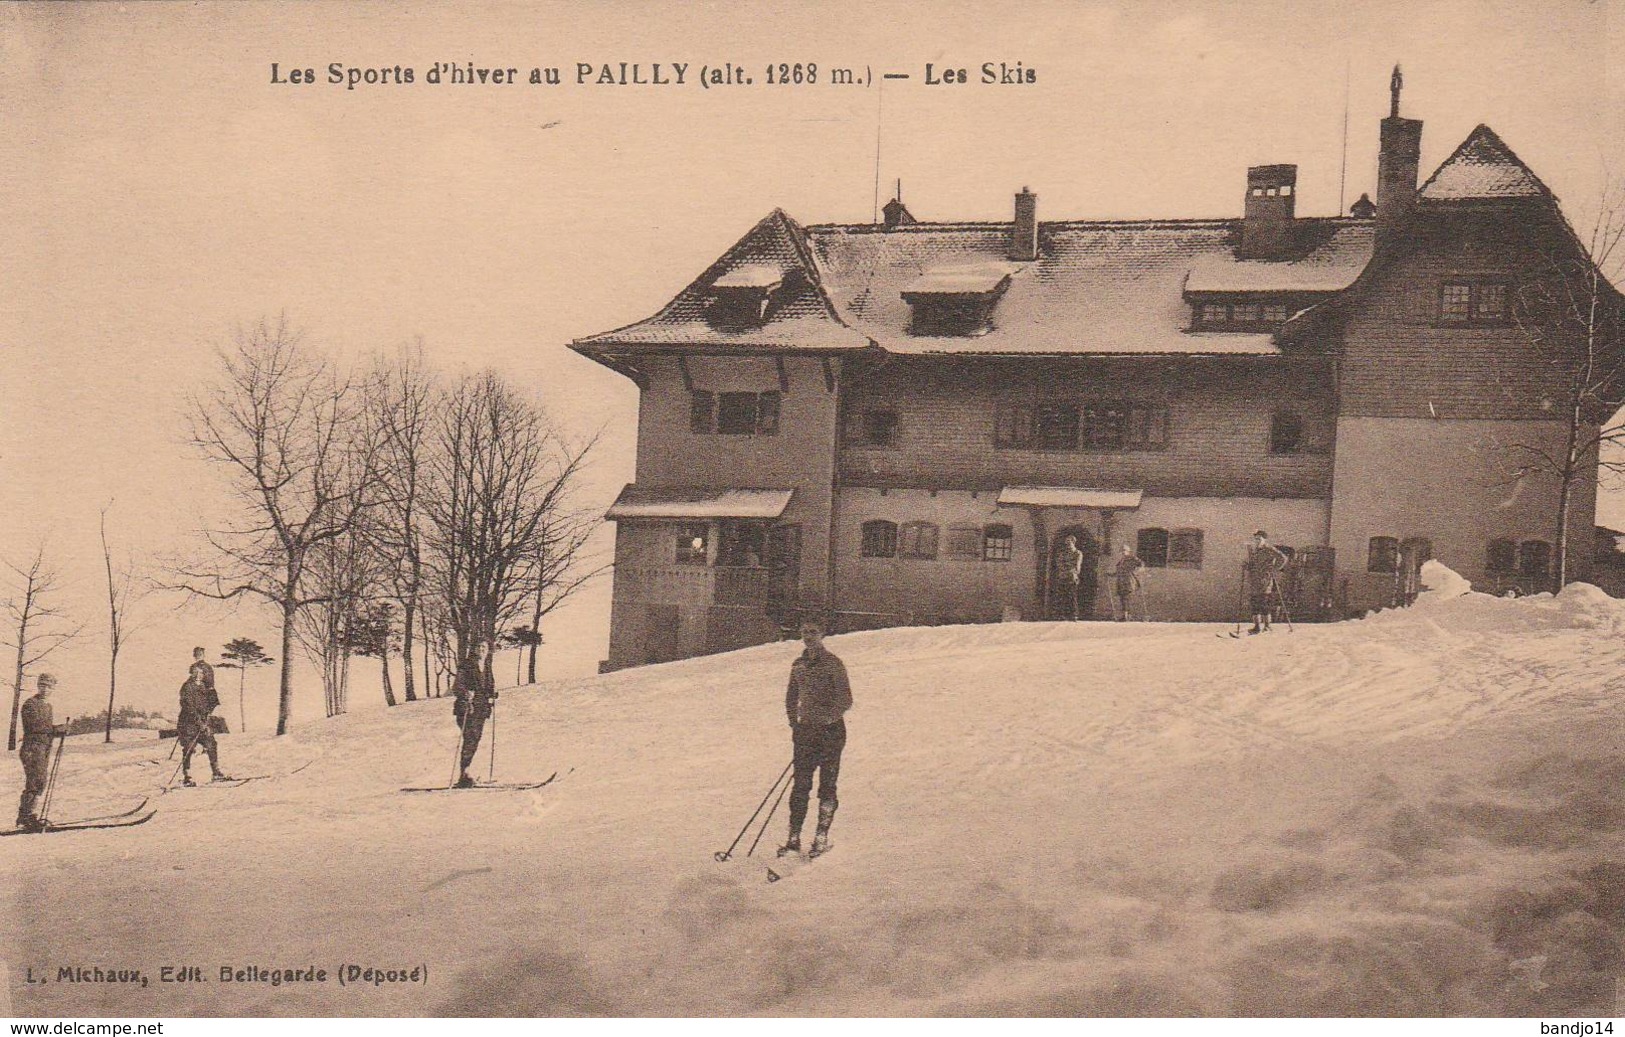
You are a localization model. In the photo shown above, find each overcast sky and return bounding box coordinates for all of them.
[4,0,1622,729]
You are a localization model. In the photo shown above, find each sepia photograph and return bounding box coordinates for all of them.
[2,0,1624,1022]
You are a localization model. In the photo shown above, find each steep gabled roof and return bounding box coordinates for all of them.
[1418,124,1551,203]
[572,209,872,353]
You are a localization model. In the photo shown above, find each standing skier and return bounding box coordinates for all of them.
[179,646,232,785]
[1245,531,1289,634]
[16,673,66,831]
[1113,543,1145,621]
[453,640,498,788]
[782,618,852,858]
[1055,535,1085,621]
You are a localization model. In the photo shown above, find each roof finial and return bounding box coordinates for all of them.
[1390,64,1403,118]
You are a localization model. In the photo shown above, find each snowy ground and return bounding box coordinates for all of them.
[4,572,1623,1017]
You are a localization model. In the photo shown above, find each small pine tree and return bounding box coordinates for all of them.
[218,637,273,735]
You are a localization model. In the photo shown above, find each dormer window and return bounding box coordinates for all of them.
[902,267,1012,337]
[1191,297,1294,330]
[707,265,786,328]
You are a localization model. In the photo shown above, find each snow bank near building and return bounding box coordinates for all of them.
[5,592,1622,1017]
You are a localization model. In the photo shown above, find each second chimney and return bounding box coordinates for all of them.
[1239,164,1297,259]
[1376,66,1422,250]
[1010,187,1038,262]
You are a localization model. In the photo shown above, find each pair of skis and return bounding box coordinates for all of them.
[400,771,560,793]
[3,797,156,837]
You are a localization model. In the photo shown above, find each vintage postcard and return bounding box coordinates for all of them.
[3,0,1623,1023]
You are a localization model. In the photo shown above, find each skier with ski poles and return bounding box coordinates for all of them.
[1245,531,1289,635]
[1112,543,1145,621]
[780,618,852,859]
[16,673,67,831]
[178,646,232,785]
[452,640,498,789]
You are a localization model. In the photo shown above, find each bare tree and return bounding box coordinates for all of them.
[1511,180,1625,590]
[171,316,387,735]
[294,526,379,718]
[420,371,601,670]
[364,341,434,702]
[99,506,150,743]
[3,545,83,751]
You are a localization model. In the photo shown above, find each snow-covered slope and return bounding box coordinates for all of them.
[4,579,1623,1017]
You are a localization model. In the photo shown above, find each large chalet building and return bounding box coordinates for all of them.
[574,74,1616,670]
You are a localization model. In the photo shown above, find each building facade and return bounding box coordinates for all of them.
[574,75,1617,670]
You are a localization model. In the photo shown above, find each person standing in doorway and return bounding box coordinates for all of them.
[1055,535,1085,621]
[782,619,852,858]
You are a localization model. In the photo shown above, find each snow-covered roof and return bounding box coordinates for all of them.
[713,264,785,290]
[997,486,1144,509]
[605,485,795,521]
[900,265,1015,297]
[1418,125,1550,203]
[1184,226,1373,294]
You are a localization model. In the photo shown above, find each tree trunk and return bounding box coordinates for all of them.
[401,598,417,702]
[104,649,117,743]
[238,667,247,735]
[381,646,397,707]
[277,602,296,736]
[9,614,30,751]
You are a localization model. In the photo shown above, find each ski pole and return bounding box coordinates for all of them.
[714,760,793,862]
[449,715,467,787]
[746,766,794,858]
[38,720,70,825]
[165,724,206,789]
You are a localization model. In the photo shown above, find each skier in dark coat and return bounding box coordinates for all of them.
[179,646,231,785]
[453,640,498,788]
[1245,531,1289,634]
[16,673,66,831]
[782,618,852,858]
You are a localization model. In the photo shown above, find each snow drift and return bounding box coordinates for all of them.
[4,575,1622,1017]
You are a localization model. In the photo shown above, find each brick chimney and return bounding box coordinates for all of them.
[1238,164,1297,259]
[1376,65,1422,250]
[1010,187,1038,262]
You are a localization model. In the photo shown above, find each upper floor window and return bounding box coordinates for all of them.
[1192,298,1293,330]
[1439,280,1510,325]
[1368,536,1400,574]
[675,524,709,566]
[1270,411,1304,454]
[861,520,897,558]
[946,525,983,559]
[899,521,940,560]
[983,524,1014,561]
[862,408,898,446]
[996,400,1168,451]
[692,390,780,436]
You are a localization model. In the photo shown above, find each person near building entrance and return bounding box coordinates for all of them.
[1113,543,1146,621]
[1055,535,1085,621]
[1246,530,1289,634]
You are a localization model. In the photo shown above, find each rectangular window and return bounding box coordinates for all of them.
[1137,528,1170,568]
[718,521,766,567]
[1200,303,1229,324]
[1441,281,1509,325]
[861,521,897,558]
[995,402,1034,448]
[1168,529,1204,569]
[690,391,716,434]
[1084,402,1125,449]
[1441,283,1473,322]
[1232,302,1262,323]
[946,525,983,559]
[1262,303,1289,323]
[1368,536,1399,574]
[1034,402,1080,450]
[983,524,1013,561]
[1519,540,1551,579]
[709,391,779,436]
[862,408,899,446]
[1487,539,1517,573]
[899,522,939,560]
[675,524,709,566]
[1126,403,1168,448]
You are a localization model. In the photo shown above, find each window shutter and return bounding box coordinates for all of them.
[690,391,715,434]
[756,391,781,435]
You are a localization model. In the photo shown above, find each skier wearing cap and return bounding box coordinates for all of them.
[178,646,232,785]
[782,618,852,858]
[17,673,66,831]
[1245,531,1289,634]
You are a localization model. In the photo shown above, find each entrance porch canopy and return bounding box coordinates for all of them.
[996,486,1143,510]
[605,485,795,521]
